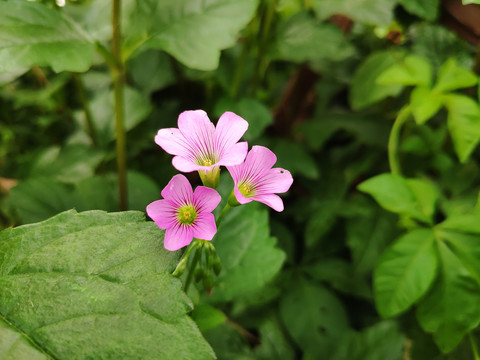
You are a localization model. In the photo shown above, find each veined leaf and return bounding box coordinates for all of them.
[208,203,285,303]
[358,173,439,224]
[0,210,215,359]
[416,241,480,353]
[135,0,258,71]
[444,94,480,163]
[374,229,438,318]
[433,58,478,93]
[0,1,93,72]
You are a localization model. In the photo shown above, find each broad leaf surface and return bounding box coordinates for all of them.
[398,0,439,21]
[416,241,480,353]
[280,277,349,358]
[350,51,404,110]
[410,86,443,124]
[444,94,480,163]
[0,317,47,360]
[208,203,285,302]
[377,55,432,86]
[312,0,396,25]
[135,0,258,70]
[0,1,93,73]
[358,173,438,224]
[374,229,438,318]
[0,210,215,359]
[269,12,354,63]
[433,58,478,93]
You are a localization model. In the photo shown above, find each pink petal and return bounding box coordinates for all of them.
[192,213,217,241]
[217,142,248,167]
[253,194,284,212]
[193,186,221,212]
[177,110,215,159]
[164,224,194,251]
[172,156,203,173]
[155,128,191,157]
[215,112,249,154]
[160,174,194,206]
[233,186,254,205]
[256,168,293,194]
[146,199,177,229]
[237,146,277,184]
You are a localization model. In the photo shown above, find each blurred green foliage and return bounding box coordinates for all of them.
[1,0,480,358]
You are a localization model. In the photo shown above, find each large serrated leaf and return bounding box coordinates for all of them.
[373,229,438,318]
[135,0,258,71]
[0,210,215,359]
[208,203,285,303]
[416,241,480,353]
[0,1,93,73]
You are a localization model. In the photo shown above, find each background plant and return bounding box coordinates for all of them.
[1,0,480,358]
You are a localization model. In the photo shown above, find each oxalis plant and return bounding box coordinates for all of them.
[358,54,480,355]
[146,110,293,293]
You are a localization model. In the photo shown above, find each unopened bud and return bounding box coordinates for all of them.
[172,257,188,277]
[194,267,204,283]
[203,274,214,294]
[213,253,222,276]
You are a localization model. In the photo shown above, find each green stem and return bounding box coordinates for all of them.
[72,73,97,147]
[251,0,276,92]
[112,0,128,211]
[388,105,410,175]
[470,332,480,360]
[184,242,202,293]
[216,203,231,227]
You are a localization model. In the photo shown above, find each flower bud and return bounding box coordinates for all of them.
[172,257,188,277]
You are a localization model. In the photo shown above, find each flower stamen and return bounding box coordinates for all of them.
[177,204,198,225]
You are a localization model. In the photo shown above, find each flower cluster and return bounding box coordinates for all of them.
[147,110,293,251]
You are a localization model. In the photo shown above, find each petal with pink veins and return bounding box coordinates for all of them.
[177,110,215,158]
[194,186,221,212]
[254,194,284,212]
[146,200,177,229]
[242,146,278,180]
[192,213,217,241]
[215,112,249,154]
[164,224,194,251]
[217,141,248,167]
[161,174,194,206]
[257,168,293,194]
[172,156,202,173]
[155,128,190,156]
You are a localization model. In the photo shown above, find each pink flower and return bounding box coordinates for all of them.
[227,146,293,212]
[146,174,221,251]
[155,110,249,187]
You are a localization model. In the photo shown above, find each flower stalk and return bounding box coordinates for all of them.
[388,105,411,176]
[112,0,128,210]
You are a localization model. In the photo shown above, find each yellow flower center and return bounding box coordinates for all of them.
[239,182,255,198]
[177,204,198,225]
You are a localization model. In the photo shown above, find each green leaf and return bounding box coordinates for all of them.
[358,174,439,224]
[462,0,480,3]
[377,55,432,86]
[374,229,438,318]
[331,321,405,360]
[411,24,475,70]
[416,241,480,353]
[410,86,443,124]
[269,12,354,63]
[280,278,349,358]
[129,50,176,94]
[29,145,104,184]
[208,203,285,302]
[398,0,439,21]
[312,0,396,25]
[136,0,258,71]
[350,51,405,110]
[0,1,93,72]
[190,304,227,332]
[254,319,295,360]
[79,86,152,147]
[0,210,215,359]
[433,59,478,93]
[8,178,74,224]
[213,98,273,141]
[0,317,47,360]
[273,140,319,179]
[443,94,480,163]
